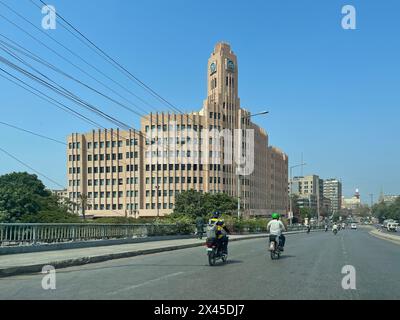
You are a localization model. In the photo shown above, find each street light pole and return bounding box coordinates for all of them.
[237,110,269,219]
[289,162,307,225]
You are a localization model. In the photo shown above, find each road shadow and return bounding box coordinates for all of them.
[277,255,295,260]
[210,259,243,267]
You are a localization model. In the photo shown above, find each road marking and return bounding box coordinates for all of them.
[108,271,184,295]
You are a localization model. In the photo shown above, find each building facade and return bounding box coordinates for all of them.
[67,43,288,218]
[323,179,342,214]
[267,146,289,216]
[290,175,324,214]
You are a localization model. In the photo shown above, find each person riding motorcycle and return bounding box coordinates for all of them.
[267,213,286,251]
[332,223,338,233]
[209,211,230,254]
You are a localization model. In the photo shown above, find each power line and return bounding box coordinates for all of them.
[0,35,146,118]
[0,67,105,128]
[0,146,65,188]
[0,54,132,129]
[0,121,66,145]
[0,67,150,170]
[34,0,188,116]
[0,11,186,146]
[0,11,150,118]
[0,0,158,115]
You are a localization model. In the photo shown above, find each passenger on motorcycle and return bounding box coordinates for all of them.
[267,213,286,251]
[208,211,230,254]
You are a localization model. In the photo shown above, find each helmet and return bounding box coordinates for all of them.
[212,211,221,218]
[272,213,280,219]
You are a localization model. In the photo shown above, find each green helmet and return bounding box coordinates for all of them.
[272,213,280,219]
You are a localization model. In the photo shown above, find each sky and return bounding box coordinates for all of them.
[0,0,399,203]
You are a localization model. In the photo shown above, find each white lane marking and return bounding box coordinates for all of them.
[108,272,184,295]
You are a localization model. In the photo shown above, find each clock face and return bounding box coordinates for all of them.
[227,60,235,72]
[210,62,217,74]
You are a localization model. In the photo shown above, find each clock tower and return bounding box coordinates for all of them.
[204,42,241,127]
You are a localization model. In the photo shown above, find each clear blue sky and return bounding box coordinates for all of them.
[0,0,399,203]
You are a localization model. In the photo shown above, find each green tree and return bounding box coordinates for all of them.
[0,172,77,223]
[172,189,237,219]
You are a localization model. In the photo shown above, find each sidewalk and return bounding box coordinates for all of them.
[0,231,308,277]
[369,229,400,245]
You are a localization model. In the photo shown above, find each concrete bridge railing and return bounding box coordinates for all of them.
[0,223,194,247]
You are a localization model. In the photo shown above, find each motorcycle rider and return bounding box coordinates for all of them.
[209,211,230,254]
[267,213,286,251]
[332,222,338,233]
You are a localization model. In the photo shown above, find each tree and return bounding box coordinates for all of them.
[0,172,77,223]
[300,207,315,221]
[173,190,237,218]
[372,197,400,222]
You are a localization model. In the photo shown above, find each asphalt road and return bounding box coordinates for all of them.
[0,227,399,300]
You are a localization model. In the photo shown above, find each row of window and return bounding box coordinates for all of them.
[145,124,204,133]
[87,165,138,174]
[88,139,138,149]
[84,203,175,210]
[145,164,223,171]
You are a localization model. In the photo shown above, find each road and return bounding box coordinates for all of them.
[0,227,399,300]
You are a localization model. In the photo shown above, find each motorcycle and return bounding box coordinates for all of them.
[333,228,338,235]
[206,237,228,266]
[269,235,281,260]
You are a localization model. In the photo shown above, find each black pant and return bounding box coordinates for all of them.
[280,234,286,247]
[217,236,228,254]
[270,234,285,248]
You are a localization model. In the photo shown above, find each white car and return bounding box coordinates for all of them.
[351,224,357,230]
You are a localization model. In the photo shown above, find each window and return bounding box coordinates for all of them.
[88,167,92,174]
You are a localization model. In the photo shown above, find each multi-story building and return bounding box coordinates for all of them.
[323,179,342,214]
[267,146,289,216]
[290,175,324,214]
[380,194,400,204]
[67,42,288,218]
[342,189,361,210]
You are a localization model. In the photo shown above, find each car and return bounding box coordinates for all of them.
[351,223,357,230]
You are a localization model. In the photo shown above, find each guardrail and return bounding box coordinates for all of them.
[0,223,195,247]
[0,223,324,247]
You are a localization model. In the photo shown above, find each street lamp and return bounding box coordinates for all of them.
[289,162,307,225]
[237,110,269,219]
